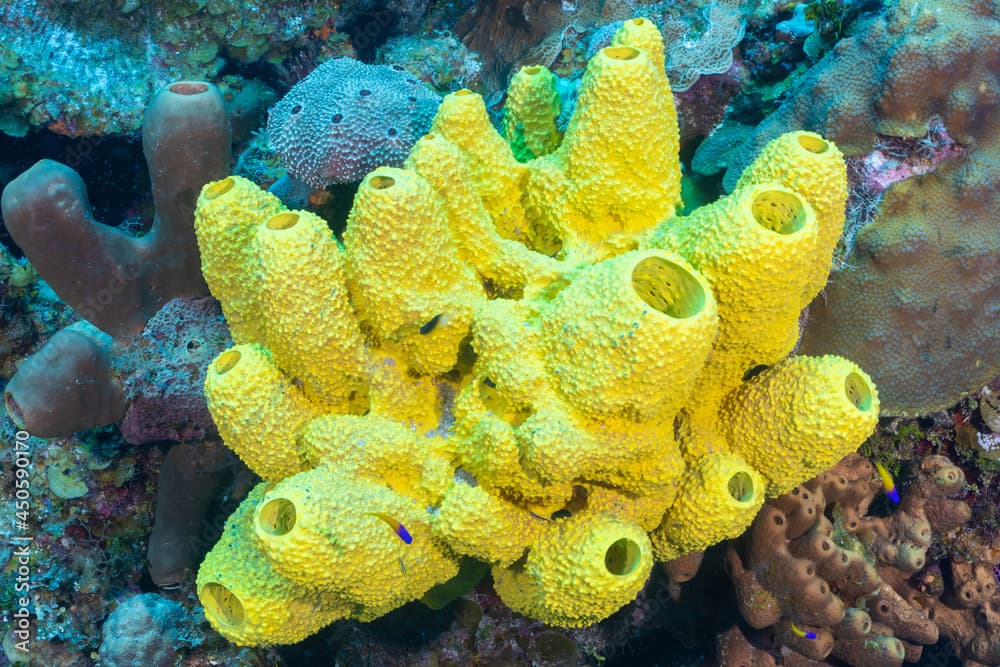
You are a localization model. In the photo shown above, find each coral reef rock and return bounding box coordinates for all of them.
[724,0,1000,416]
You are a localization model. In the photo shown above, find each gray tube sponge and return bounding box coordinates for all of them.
[1,81,230,338]
[3,322,126,437]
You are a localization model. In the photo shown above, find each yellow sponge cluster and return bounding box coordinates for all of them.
[194,17,879,645]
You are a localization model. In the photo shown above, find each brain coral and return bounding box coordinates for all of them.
[193,18,879,646]
[267,58,442,187]
[724,0,1000,416]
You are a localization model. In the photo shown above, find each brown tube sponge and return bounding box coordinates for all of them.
[868,583,939,645]
[3,323,126,437]
[0,81,230,338]
[147,441,235,589]
[717,626,779,667]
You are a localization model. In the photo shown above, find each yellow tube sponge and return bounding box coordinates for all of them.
[645,184,819,402]
[194,175,283,343]
[650,452,766,560]
[203,345,316,481]
[430,90,530,244]
[597,430,687,501]
[364,350,443,432]
[525,40,680,260]
[451,378,573,508]
[470,298,551,409]
[720,355,880,496]
[503,65,562,162]
[493,511,653,627]
[584,483,678,533]
[433,477,546,565]
[192,7,880,644]
[513,402,601,485]
[196,485,349,646]
[735,132,848,306]
[299,414,453,505]
[250,209,371,412]
[514,403,684,494]
[405,132,565,292]
[344,168,485,375]
[253,466,458,614]
[540,251,718,420]
[611,17,666,73]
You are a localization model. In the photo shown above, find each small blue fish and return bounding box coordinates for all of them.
[368,512,413,544]
[419,313,451,334]
[419,314,442,334]
[790,621,817,640]
[874,461,900,504]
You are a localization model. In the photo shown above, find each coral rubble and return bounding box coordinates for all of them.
[0,0,341,136]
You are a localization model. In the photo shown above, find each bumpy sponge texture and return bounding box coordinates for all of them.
[196,486,350,646]
[503,65,562,162]
[492,511,653,627]
[651,452,766,560]
[194,16,878,645]
[734,132,847,306]
[524,38,681,260]
[253,467,457,616]
[202,344,315,482]
[722,356,879,496]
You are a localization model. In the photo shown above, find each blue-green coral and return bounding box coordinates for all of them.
[0,0,338,136]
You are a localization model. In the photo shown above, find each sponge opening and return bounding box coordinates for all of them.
[266,212,299,230]
[631,256,705,319]
[604,46,640,61]
[845,372,874,411]
[751,189,806,235]
[728,471,755,503]
[258,498,297,536]
[169,82,209,95]
[214,350,241,374]
[204,177,235,199]
[201,582,245,627]
[369,175,396,190]
[798,134,829,154]
[605,538,642,576]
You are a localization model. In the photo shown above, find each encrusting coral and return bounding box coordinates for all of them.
[192,18,880,646]
[0,0,340,136]
[267,58,442,187]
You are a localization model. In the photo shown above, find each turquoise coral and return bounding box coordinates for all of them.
[0,0,338,136]
[192,17,879,645]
